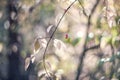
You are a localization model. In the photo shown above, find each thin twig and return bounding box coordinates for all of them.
[78,0,88,18]
[75,0,100,80]
[42,0,77,80]
[85,44,100,52]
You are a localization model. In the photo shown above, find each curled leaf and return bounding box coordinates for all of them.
[34,39,40,53]
[47,25,54,33]
[31,54,35,63]
[25,57,31,71]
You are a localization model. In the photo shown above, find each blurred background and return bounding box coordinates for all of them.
[0,0,120,80]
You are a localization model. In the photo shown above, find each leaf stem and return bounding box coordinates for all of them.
[42,0,77,80]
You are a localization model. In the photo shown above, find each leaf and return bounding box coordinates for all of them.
[71,37,81,46]
[38,70,46,79]
[34,39,40,53]
[31,54,35,63]
[4,20,10,30]
[54,39,66,50]
[25,57,31,71]
[40,39,47,48]
[11,12,16,20]
[54,39,61,50]
[47,25,54,33]
[65,37,71,43]
[116,52,120,59]
[111,28,118,37]
[39,73,46,79]
[98,60,104,67]
[110,55,115,62]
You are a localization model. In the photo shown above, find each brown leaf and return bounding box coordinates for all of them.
[34,39,40,53]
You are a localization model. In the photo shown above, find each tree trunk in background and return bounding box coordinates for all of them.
[7,0,28,80]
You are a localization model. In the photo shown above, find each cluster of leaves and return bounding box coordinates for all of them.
[23,0,120,80]
[25,24,68,79]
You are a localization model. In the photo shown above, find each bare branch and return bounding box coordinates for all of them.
[85,44,100,52]
[78,0,88,17]
[75,0,100,80]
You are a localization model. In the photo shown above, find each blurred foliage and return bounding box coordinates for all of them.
[0,0,120,80]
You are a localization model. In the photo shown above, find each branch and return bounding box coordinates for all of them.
[78,0,88,17]
[75,0,100,80]
[42,0,77,80]
[85,44,100,52]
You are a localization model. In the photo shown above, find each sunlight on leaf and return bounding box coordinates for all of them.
[0,43,3,53]
[40,39,47,48]
[88,32,94,39]
[25,57,30,71]
[54,39,66,50]
[47,25,54,33]
[4,20,10,30]
[31,54,35,63]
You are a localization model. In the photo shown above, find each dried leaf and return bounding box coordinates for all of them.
[25,57,30,71]
[40,39,47,48]
[54,39,61,50]
[34,39,40,53]
[54,39,66,50]
[38,70,46,78]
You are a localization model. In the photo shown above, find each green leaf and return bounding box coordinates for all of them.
[98,60,104,67]
[71,37,81,46]
[112,37,120,47]
[111,28,118,37]
[110,55,115,62]
[65,37,71,43]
